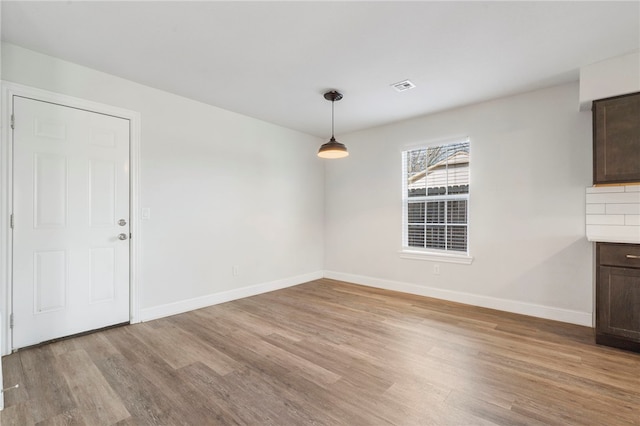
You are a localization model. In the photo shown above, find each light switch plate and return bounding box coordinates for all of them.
[141,207,150,220]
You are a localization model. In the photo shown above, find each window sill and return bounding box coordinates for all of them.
[399,249,474,264]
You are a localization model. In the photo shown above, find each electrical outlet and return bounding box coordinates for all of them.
[433,264,440,275]
[232,265,239,276]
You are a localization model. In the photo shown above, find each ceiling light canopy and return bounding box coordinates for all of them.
[318,91,349,159]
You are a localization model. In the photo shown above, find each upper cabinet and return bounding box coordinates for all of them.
[593,92,640,185]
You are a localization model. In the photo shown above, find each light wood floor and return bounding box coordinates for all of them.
[2,279,639,425]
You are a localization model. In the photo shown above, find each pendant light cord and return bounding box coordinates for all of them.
[331,99,335,138]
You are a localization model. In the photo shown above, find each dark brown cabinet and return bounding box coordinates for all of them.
[596,242,640,352]
[593,92,640,185]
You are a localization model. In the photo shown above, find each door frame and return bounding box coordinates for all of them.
[0,81,141,355]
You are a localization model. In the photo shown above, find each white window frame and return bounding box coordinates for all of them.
[400,138,473,264]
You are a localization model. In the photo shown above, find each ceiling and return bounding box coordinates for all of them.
[2,1,639,138]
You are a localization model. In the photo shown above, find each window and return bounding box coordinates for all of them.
[402,139,470,256]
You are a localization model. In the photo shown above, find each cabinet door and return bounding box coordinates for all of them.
[593,92,640,184]
[597,266,640,341]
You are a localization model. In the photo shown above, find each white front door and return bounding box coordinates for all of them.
[12,96,130,349]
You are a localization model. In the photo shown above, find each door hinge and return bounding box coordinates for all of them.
[10,214,14,229]
[10,114,15,130]
[9,313,14,329]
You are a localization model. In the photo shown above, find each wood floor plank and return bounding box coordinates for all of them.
[179,362,297,426]
[36,408,87,426]
[57,350,130,425]
[132,322,239,375]
[17,345,76,423]
[134,358,244,425]
[1,349,29,407]
[72,332,121,364]
[443,390,546,426]
[276,369,383,425]
[2,279,639,425]
[0,401,37,426]
[94,355,185,426]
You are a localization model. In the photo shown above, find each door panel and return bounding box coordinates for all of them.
[34,250,67,313]
[12,96,130,349]
[89,160,116,227]
[90,247,116,304]
[34,154,68,228]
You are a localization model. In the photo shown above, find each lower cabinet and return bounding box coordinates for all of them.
[596,243,640,352]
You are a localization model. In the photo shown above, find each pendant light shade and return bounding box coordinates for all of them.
[318,91,349,159]
[318,137,348,158]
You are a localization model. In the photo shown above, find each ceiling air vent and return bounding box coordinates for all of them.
[391,79,416,92]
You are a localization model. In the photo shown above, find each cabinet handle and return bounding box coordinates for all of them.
[626,254,640,259]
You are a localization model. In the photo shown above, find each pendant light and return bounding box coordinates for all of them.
[318,91,349,159]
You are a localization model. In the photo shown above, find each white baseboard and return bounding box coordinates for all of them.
[324,270,593,327]
[139,271,324,322]
[138,269,593,327]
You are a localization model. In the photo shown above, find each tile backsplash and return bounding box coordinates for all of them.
[586,185,640,243]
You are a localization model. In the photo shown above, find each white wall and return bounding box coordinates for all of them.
[324,82,594,325]
[579,51,640,110]
[0,43,596,330]
[1,43,325,318]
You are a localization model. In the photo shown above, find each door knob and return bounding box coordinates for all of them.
[118,219,127,226]
[118,233,128,241]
